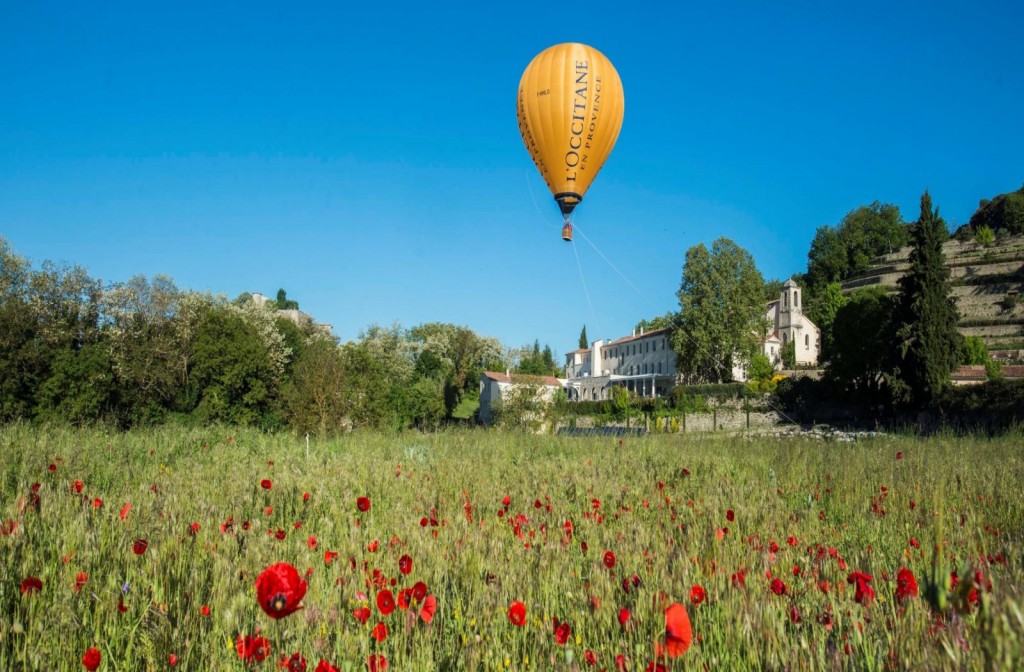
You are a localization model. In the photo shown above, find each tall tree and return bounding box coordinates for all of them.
[578,325,588,350]
[826,287,896,396]
[672,238,766,383]
[892,191,961,408]
[805,202,909,294]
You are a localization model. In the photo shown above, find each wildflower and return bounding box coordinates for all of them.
[603,550,616,569]
[307,535,317,550]
[353,607,371,624]
[201,605,210,617]
[848,571,875,606]
[420,594,436,623]
[376,589,395,615]
[508,601,527,626]
[279,652,307,671]
[770,578,787,596]
[412,581,428,601]
[82,647,102,671]
[553,618,571,645]
[237,633,271,663]
[255,562,307,619]
[169,653,178,666]
[690,584,706,605]
[261,479,273,490]
[617,607,631,627]
[399,554,413,575]
[357,497,371,512]
[367,654,388,672]
[658,602,693,657]
[92,498,103,509]
[132,539,148,556]
[371,622,388,642]
[20,577,42,594]
[895,567,918,604]
[71,480,84,494]
[726,509,735,522]
[74,571,88,592]
[315,661,339,672]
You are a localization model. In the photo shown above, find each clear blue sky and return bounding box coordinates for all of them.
[2,1,1021,356]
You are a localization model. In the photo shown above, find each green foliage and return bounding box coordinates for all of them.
[35,342,116,424]
[961,184,1024,237]
[807,282,847,358]
[283,338,347,436]
[634,312,677,334]
[960,335,990,365]
[985,359,1003,381]
[275,288,299,310]
[975,225,996,246]
[514,339,560,377]
[805,202,909,293]
[893,191,962,408]
[826,287,897,397]
[672,238,765,383]
[780,339,796,369]
[578,325,588,349]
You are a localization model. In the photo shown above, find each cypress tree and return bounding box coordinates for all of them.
[893,191,961,408]
[578,325,588,350]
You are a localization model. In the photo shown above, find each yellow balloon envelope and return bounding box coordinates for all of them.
[517,43,625,232]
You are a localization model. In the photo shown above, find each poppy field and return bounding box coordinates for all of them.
[2,424,1023,671]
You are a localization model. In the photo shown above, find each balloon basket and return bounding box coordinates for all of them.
[561,223,573,242]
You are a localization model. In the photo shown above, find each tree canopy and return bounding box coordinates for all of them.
[805,202,910,294]
[671,238,765,383]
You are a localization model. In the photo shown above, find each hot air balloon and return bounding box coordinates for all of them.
[517,43,624,242]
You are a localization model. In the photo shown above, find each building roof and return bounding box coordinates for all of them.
[565,348,589,355]
[783,279,800,288]
[482,371,563,387]
[603,327,672,347]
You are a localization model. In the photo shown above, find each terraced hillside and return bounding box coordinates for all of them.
[841,234,1024,351]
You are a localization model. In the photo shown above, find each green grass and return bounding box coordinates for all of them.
[1,424,1023,670]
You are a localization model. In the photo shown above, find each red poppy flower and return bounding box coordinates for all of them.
[118,597,128,613]
[366,539,378,553]
[617,607,631,626]
[315,661,339,672]
[689,584,707,605]
[508,600,527,627]
[201,605,210,616]
[896,568,918,604]
[20,577,42,594]
[169,653,178,666]
[92,498,103,509]
[376,589,395,615]
[397,588,412,610]
[553,618,571,645]
[72,480,84,494]
[119,502,132,521]
[412,581,428,601]
[896,451,903,460]
[132,539,148,556]
[280,652,307,671]
[848,571,875,606]
[770,578,787,596]
[910,537,920,549]
[343,605,367,624]
[48,463,57,472]
[255,562,307,619]
[82,647,102,671]
[367,654,388,672]
[602,550,616,569]
[237,633,271,663]
[660,602,693,657]
[398,554,413,575]
[357,497,371,512]
[74,571,88,592]
[371,622,388,642]
[307,535,317,550]
[585,650,597,666]
[726,509,735,522]
[261,479,272,490]
[324,550,339,565]
[646,663,668,672]
[420,594,436,623]
[0,519,16,536]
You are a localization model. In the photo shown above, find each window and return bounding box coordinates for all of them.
[657,362,662,373]
[805,334,809,348]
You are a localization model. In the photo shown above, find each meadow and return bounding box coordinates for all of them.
[1,424,1023,671]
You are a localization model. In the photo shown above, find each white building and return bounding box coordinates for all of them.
[734,279,820,380]
[564,327,676,401]
[478,370,565,425]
